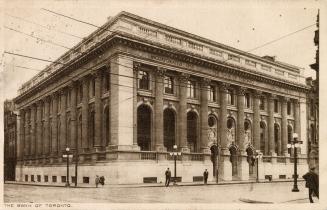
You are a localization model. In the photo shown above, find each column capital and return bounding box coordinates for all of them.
[155,67,166,78]
[237,87,247,96]
[219,82,230,93]
[200,78,211,87]
[268,93,277,101]
[252,90,263,98]
[133,62,142,72]
[178,73,190,84]
[281,96,289,104]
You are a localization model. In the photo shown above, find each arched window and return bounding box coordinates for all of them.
[229,146,237,177]
[187,111,198,152]
[138,70,149,90]
[137,105,151,151]
[89,111,95,147]
[274,123,280,155]
[78,115,82,148]
[67,118,71,147]
[260,122,266,154]
[164,76,174,94]
[208,114,218,144]
[104,107,110,146]
[287,125,293,154]
[244,120,252,145]
[227,117,236,143]
[164,108,175,151]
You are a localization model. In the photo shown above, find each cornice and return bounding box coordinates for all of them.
[14,32,309,105]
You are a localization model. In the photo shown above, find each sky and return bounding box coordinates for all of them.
[0,0,322,100]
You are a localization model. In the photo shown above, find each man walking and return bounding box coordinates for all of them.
[165,168,171,187]
[303,167,319,203]
[203,169,209,184]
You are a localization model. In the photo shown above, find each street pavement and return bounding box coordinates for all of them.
[3,181,315,204]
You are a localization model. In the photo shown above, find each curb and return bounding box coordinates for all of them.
[5,179,304,188]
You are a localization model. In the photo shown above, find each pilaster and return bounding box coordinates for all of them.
[30,104,36,158]
[92,70,102,149]
[281,97,288,156]
[70,81,77,150]
[81,76,89,150]
[154,67,165,152]
[237,87,246,151]
[51,92,59,156]
[36,101,43,157]
[253,90,261,151]
[59,88,67,153]
[43,96,50,155]
[178,73,190,153]
[268,94,276,155]
[200,78,210,154]
[219,83,229,148]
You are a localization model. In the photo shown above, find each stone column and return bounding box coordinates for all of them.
[281,97,288,156]
[30,104,36,158]
[81,76,89,150]
[253,91,261,151]
[294,99,301,153]
[219,83,232,181]
[60,88,67,153]
[43,96,50,155]
[237,87,249,180]
[18,109,25,161]
[70,81,77,150]
[132,63,139,147]
[268,94,276,155]
[51,92,58,156]
[200,78,210,154]
[93,71,102,150]
[36,101,42,157]
[154,67,165,152]
[24,110,30,158]
[178,73,190,153]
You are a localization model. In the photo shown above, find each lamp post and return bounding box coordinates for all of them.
[254,150,263,183]
[64,147,70,187]
[170,145,181,185]
[287,133,302,192]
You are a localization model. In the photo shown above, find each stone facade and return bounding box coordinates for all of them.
[4,100,17,181]
[14,11,310,185]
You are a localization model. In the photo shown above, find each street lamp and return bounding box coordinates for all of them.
[170,145,181,185]
[254,150,263,183]
[64,147,70,187]
[287,133,302,192]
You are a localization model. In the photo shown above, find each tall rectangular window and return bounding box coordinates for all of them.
[227,89,235,105]
[259,97,265,110]
[208,85,216,102]
[287,101,292,115]
[274,99,279,113]
[244,93,251,108]
[187,80,196,98]
[164,76,174,94]
[138,70,150,90]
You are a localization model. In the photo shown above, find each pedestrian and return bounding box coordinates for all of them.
[165,168,171,187]
[303,167,319,203]
[203,169,209,184]
[95,175,100,188]
[99,176,105,187]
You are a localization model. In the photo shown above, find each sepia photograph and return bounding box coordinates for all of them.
[1,0,324,209]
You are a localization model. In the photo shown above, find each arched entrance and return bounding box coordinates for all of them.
[246,147,255,178]
[187,111,198,152]
[164,108,175,151]
[210,145,219,177]
[229,146,238,178]
[137,105,152,151]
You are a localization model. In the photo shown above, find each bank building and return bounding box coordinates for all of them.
[14,11,312,185]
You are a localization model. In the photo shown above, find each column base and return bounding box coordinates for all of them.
[238,152,249,181]
[201,147,211,154]
[155,145,167,152]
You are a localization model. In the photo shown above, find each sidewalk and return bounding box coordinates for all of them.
[5,178,304,189]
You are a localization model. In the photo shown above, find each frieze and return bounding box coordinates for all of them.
[149,54,194,69]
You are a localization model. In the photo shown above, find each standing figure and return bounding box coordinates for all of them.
[203,169,209,184]
[165,168,171,187]
[303,167,319,203]
[99,176,105,187]
[95,175,100,188]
